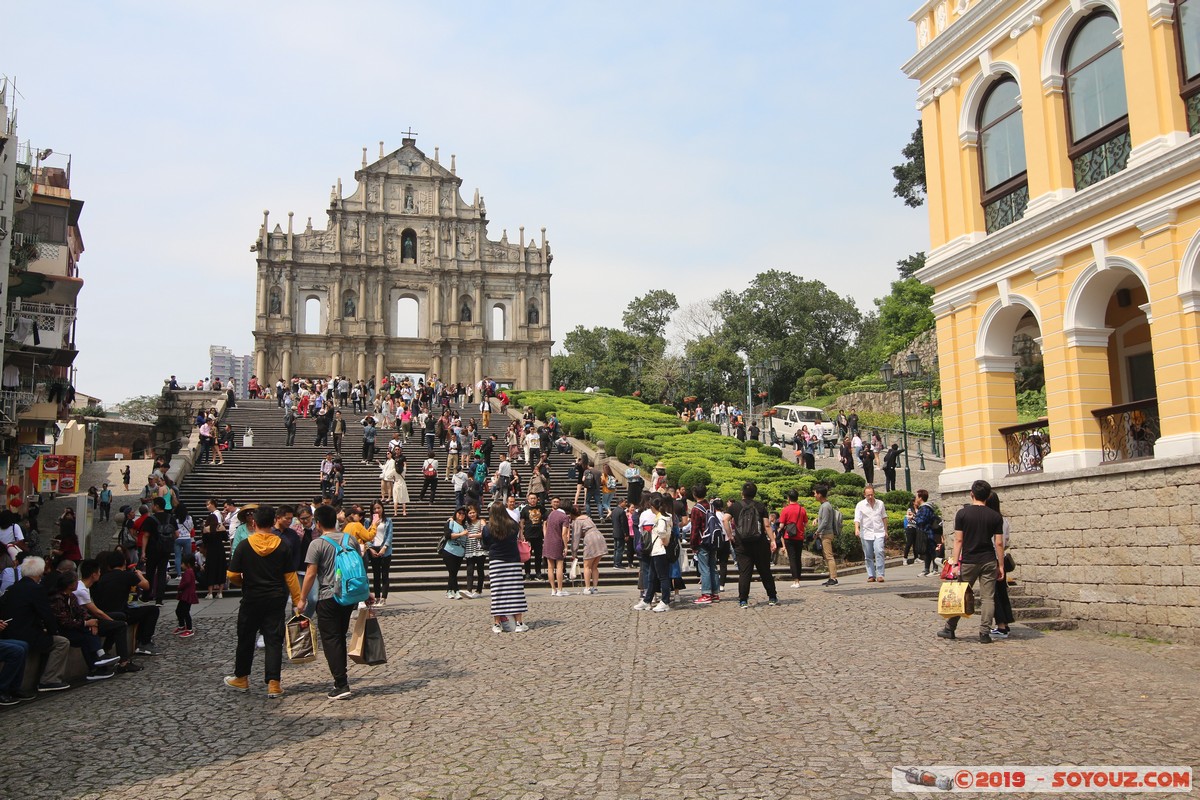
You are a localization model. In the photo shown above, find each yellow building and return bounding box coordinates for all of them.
[905,0,1200,641]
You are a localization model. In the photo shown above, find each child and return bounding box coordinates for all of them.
[175,554,199,637]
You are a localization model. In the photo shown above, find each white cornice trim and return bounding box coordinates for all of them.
[1135,208,1177,236]
[1181,290,1200,313]
[1029,255,1062,277]
[905,0,1051,89]
[1128,131,1192,167]
[917,136,1200,289]
[1024,188,1075,215]
[1148,0,1174,27]
[1064,326,1113,347]
[977,354,1019,372]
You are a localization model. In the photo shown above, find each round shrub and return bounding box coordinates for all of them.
[649,403,677,416]
[762,446,782,459]
[665,463,686,487]
[569,419,591,437]
[745,439,763,449]
[832,484,863,498]
[813,468,840,484]
[633,452,658,471]
[685,421,701,433]
[678,467,713,491]
[696,422,721,434]
[882,490,914,509]
[832,472,866,488]
[597,388,615,395]
[615,441,636,463]
[834,530,863,561]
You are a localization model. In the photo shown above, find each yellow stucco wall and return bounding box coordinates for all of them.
[906,0,1200,484]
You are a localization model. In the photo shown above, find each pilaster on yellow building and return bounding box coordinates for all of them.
[905,0,1200,642]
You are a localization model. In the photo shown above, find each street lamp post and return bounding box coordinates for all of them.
[880,352,922,493]
[744,356,781,441]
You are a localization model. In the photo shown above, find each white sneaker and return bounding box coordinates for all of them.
[491,623,503,634]
[461,590,476,599]
[791,582,801,588]
[513,623,530,632]
[652,601,670,613]
[557,590,571,597]
[255,634,265,650]
[632,600,651,611]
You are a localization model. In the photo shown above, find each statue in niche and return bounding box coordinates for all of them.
[402,234,417,262]
[404,186,416,212]
[268,288,282,315]
[527,304,539,325]
[460,300,473,322]
[344,294,357,319]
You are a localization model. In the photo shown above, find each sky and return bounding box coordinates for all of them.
[6,0,929,405]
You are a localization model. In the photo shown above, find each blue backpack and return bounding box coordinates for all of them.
[700,504,725,551]
[322,534,369,606]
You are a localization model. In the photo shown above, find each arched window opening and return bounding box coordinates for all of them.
[304,297,321,335]
[401,229,417,263]
[342,291,357,319]
[490,304,506,341]
[1064,10,1130,189]
[978,77,1028,233]
[1176,0,1200,133]
[396,297,418,338]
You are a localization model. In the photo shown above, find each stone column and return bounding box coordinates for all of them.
[541,357,551,390]
[356,352,366,383]
[331,276,342,328]
[255,349,266,383]
[432,355,442,380]
[358,274,366,321]
[519,356,528,390]
[474,281,483,329]
[541,284,550,335]
[376,352,385,384]
[257,271,267,316]
[281,349,293,381]
[283,270,294,327]
[450,355,458,385]
[330,351,341,378]
[474,355,483,386]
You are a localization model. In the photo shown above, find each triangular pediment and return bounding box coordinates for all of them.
[359,141,458,182]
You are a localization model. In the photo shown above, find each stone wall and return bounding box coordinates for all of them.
[943,458,1200,644]
[830,390,926,416]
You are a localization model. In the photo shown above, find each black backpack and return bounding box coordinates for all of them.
[735,502,763,541]
[582,469,596,490]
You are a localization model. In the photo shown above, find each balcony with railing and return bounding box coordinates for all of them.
[1093,398,1159,464]
[1000,418,1050,475]
[6,299,76,352]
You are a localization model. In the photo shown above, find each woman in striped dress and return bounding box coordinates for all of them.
[482,502,528,633]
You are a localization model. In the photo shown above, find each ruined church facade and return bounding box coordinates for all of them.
[250,136,554,388]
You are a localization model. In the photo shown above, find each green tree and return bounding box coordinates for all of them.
[622,289,679,340]
[110,395,159,422]
[896,251,926,279]
[875,278,935,353]
[892,121,926,208]
[717,270,864,391]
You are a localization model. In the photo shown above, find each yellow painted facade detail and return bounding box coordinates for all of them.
[904,0,1200,489]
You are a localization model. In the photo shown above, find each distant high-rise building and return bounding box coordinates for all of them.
[209,345,254,398]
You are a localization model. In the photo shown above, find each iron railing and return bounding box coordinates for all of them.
[1093,398,1158,464]
[6,299,76,349]
[1000,418,1050,475]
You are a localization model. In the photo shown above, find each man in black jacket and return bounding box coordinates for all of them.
[882,444,904,492]
[0,556,71,692]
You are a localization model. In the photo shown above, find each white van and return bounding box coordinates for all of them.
[767,404,835,446]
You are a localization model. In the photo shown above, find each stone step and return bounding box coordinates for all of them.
[1022,618,1079,631]
[1012,605,1059,620]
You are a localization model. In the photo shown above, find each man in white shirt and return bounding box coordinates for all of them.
[494,454,513,502]
[523,429,540,465]
[854,485,889,583]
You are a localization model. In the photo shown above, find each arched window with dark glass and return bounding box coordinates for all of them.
[1064,10,1130,189]
[978,77,1028,233]
[1176,0,1200,133]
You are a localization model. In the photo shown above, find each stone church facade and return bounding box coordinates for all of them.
[250,136,554,389]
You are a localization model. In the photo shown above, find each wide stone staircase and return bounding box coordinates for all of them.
[175,398,646,593]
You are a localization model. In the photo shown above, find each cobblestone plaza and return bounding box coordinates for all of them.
[7,564,1198,799]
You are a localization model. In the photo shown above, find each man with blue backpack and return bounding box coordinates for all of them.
[297,504,374,700]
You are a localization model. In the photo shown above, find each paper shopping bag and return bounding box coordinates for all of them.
[285,614,317,663]
[937,581,975,618]
[351,616,387,666]
[347,609,369,660]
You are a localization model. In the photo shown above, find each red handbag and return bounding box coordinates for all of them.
[939,560,960,581]
[517,537,532,563]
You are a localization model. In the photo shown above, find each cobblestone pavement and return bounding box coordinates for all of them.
[6,561,1197,799]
